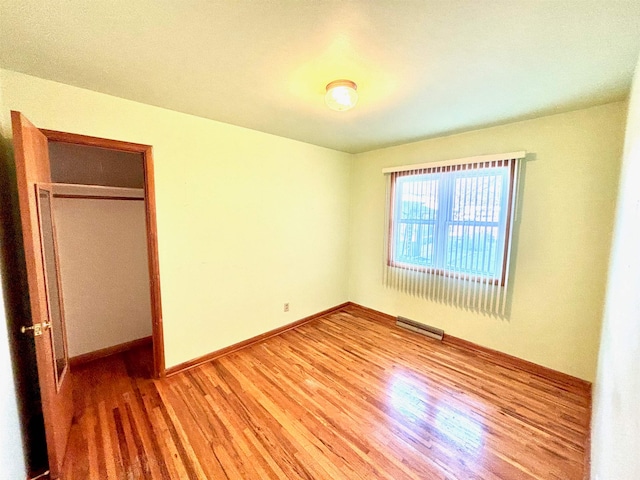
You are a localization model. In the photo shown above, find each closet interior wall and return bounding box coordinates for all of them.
[47,142,152,359]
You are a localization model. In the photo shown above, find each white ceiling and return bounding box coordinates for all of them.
[1,1,640,153]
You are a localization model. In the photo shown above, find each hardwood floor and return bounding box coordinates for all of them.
[62,306,590,479]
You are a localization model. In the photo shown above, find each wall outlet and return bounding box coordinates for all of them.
[284,303,289,312]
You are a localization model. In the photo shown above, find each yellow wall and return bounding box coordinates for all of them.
[591,57,640,478]
[0,67,628,382]
[0,68,351,368]
[348,102,626,381]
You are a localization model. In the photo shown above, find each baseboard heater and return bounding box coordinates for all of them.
[396,316,444,341]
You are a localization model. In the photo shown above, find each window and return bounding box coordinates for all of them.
[383,153,522,315]
[389,161,514,284]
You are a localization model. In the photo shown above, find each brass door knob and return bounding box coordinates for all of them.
[20,322,51,336]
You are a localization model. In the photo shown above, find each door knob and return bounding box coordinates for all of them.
[20,322,51,337]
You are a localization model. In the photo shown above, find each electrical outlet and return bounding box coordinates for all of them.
[284,303,289,312]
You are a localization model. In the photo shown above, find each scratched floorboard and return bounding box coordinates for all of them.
[62,306,589,479]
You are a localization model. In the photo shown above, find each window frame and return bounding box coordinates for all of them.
[386,160,516,287]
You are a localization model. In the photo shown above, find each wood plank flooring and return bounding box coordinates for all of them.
[62,306,590,479]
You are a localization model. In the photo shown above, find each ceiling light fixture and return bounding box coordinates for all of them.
[325,79,358,112]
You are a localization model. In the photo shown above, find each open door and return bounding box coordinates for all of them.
[12,111,74,479]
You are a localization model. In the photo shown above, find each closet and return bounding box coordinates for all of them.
[47,141,152,365]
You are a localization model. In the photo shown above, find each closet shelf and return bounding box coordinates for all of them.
[50,183,144,199]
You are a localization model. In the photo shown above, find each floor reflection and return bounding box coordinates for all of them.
[387,369,485,457]
[388,370,429,420]
[435,404,484,455]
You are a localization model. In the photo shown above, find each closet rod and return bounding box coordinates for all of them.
[52,194,145,201]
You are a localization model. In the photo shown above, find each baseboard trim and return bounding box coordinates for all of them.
[442,335,591,392]
[69,336,152,368]
[165,300,592,391]
[344,302,396,323]
[165,302,350,377]
[343,302,592,392]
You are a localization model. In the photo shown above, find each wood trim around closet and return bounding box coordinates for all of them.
[42,129,166,378]
[40,129,152,153]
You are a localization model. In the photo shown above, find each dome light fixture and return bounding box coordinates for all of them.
[325,79,358,111]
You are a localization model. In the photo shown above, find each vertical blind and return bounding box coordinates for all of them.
[382,152,524,316]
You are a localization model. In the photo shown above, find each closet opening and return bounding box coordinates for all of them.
[43,132,164,379]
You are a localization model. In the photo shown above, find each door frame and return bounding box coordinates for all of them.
[40,129,165,377]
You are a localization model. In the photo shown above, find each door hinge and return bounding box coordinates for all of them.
[21,322,51,337]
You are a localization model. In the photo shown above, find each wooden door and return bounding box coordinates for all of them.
[12,111,74,479]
